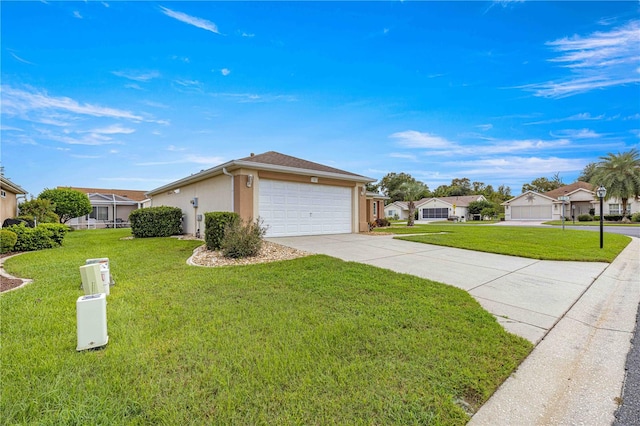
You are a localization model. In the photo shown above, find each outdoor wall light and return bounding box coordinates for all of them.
[246,175,253,188]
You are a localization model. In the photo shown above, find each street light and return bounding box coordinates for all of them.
[596,185,607,249]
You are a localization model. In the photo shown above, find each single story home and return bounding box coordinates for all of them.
[1,175,27,226]
[63,187,147,229]
[366,192,389,224]
[385,195,487,221]
[501,181,640,221]
[146,151,377,237]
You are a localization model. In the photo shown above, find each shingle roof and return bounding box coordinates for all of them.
[433,195,485,207]
[544,182,594,199]
[61,187,148,202]
[238,151,364,178]
[0,176,27,194]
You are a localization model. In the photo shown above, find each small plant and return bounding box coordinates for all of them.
[577,214,593,222]
[0,229,18,253]
[375,218,390,227]
[220,218,267,259]
[204,212,239,250]
[38,223,70,245]
[631,212,640,223]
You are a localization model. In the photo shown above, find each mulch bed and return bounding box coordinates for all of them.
[1,252,28,293]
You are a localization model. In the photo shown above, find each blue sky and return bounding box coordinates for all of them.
[2,1,639,197]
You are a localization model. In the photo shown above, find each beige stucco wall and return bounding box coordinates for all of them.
[1,191,19,225]
[151,174,233,235]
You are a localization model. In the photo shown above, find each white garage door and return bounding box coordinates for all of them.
[259,179,352,237]
[510,205,552,220]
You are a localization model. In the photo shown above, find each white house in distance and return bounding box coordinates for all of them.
[385,195,487,221]
[502,181,640,221]
[146,151,377,238]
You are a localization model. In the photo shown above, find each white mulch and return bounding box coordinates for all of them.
[188,241,310,268]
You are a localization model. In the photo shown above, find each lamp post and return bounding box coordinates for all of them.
[596,185,607,249]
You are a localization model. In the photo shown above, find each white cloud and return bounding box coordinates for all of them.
[221,68,231,76]
[550,128,601,139]
[390,130,456,149]
[475,124,493,131]
[1,85,143,121]
[73,11,82,19]
[523,20,640,98]
[135,155,224,166]
[167,145,186,152]
[525,112,605,125]
[86,125,135,135]
[447,156,586,178]
[174,79,202,88]
[241,31,255,38]
[9,51,34,65]
[389,153,418,161]
[159,6,221,35]
[112,70,160,82]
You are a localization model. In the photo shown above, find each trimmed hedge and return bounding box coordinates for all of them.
[632,212,640,223]
[1,230,18,253]
[577,214,593,222]
[129,206,183,238]
[205,212,239,250]
[7,224,56,252]
[38,223,70,245]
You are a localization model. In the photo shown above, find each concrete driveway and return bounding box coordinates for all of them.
[269,233,608,344]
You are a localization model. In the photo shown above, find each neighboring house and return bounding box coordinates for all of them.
[1,176,27,226]
[385,195,487,221]
[63,187,147,229]
[146,151,376,238]
[501,182,640,221]
[385,201,409,220]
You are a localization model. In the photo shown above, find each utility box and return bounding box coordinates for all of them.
[76,293,108,351]
[86,258,114,291]
[79,263,107,295]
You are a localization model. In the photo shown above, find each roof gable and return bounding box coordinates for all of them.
[238,151,363,178]
[62,187,148,202]
[544,182,594,199]
[1,176,27,195]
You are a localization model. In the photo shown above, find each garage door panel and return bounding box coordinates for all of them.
[511,205,552,220]
[260,179,352,237]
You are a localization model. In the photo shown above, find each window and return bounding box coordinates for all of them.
[0,190,5,198]
[387,209,396,216]
[373,202,377,216]
[608,204,630,215]
[90,206,108,220]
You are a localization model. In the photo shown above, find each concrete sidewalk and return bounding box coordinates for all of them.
[270,233,640,425]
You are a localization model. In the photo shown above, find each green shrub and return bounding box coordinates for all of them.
[631,212,640,223]
[7,224,56,252]
[0,230,18,253]
[604,215,623,221]
[129,207,183,238]
[593,215,600,221]
[577,214,593,222]
[38,223,70,245]
[204,212,239,250]
[221,218,267,259]
[15,217,35,227]
[375,218,391,227]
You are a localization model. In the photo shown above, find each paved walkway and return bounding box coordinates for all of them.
[270,233,640,425]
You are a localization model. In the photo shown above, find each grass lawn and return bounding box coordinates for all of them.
[543,220,640,227]
[374,224,630,262]
[1,229,531,425]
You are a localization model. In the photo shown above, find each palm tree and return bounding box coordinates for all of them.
[591,149,640,220]
[400,182,426,227]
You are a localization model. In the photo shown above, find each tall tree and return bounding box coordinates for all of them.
[18,198,59,224]
[591,149,640,220]
[521,176,565,193]
[578,162,598,182]
[379,172,429,203]
[400,181,425,227]
[39,188,92,224]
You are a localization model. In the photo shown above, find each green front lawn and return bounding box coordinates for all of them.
[543,220,640,227]
[1,229,531,425]
[375,224,630,262]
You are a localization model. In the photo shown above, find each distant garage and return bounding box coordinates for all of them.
[509,205,552,220]
[259,179,352,237]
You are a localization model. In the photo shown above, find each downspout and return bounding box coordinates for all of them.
[113,194,117,228]
[222,167,235,212]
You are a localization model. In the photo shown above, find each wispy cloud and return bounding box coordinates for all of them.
[240,31,254,38]
[390,130,455,149]
[135,155,224,166]
[9,51,34,65]
[211,92,297,103]
[550,128,602,139]
[220,68,231,76]
[174,79,202,88]
[73,11,82,19]
[85,124,135,135]
[522,20,640,98]
[525,112,605,125]
[389,153,418,161]
[112,70,160,82]
[475,124,493,131]
[1,85,143,121]
[159,6,221,35]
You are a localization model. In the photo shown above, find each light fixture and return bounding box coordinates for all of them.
[597,185,606,249]
[246,175,253,188]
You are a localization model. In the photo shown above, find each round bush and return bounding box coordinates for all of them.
[631,212,640,223]
[577,214,593,222]
[0,229,18,253]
